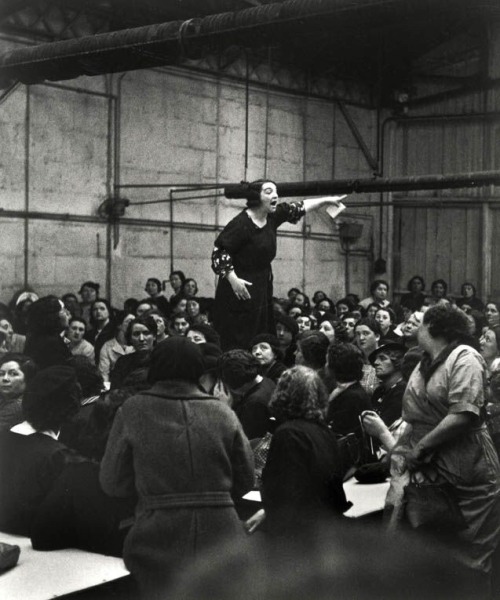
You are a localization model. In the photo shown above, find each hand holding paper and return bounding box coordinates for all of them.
[326,199,347,220]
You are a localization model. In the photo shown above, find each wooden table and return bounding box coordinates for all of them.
[342,477,390,518]
[242,477,390,519]
[0,532,130,600]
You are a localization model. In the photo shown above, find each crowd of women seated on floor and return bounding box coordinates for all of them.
[1,271,500,599]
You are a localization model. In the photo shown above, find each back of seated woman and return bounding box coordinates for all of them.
[261,366,351,535]
[0,366,84,535]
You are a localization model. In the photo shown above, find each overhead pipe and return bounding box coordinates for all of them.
[0,0,451,86]
[224,170,500,198]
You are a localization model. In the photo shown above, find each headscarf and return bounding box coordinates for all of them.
[148,337,205,383]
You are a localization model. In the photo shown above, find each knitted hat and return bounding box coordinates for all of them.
[249,333,280,355]
[275,313,299,336]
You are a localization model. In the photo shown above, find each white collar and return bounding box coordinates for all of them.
[11,420,59,440]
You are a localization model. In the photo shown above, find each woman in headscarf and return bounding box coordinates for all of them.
[100,337,255,599]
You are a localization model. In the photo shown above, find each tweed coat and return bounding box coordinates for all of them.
[100,380,254,597]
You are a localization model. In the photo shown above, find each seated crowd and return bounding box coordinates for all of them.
[1,272,500,599]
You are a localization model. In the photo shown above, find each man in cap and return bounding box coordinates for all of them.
[369,342,407,427]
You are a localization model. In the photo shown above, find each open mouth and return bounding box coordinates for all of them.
[270,200,278,208]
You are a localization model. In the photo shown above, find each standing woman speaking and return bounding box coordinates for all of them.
[211,180,346,350]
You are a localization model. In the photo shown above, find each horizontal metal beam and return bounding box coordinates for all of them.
[0,208,339,240]
[224,170,500,198]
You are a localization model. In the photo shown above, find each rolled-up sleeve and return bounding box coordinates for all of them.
[446,349,485,417]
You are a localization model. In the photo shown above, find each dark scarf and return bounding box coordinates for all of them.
[419,340,462,383]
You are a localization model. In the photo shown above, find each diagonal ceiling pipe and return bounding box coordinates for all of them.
[0,0,465,86]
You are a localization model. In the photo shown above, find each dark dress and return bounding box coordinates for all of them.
[456,296,485,312]
[261,419,350,534]
[212,203,304,350]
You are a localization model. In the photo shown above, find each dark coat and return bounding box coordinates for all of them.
[326,382,372,438]
[24,333,72,369]
[31,461,134,557]
[233,376,275,440]
[262,419,350,534]
[110,350,151,392]
[99,380,254,597]
[261,360,286,383]
[0,431,85,535]
[85,321,115,363]
[371,379,406,426]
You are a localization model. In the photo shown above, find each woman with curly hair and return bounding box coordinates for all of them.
[211,179,345,350]
[258,366,350,535]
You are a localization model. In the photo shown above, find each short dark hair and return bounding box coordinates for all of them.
[327,343,364,383]
[297,331,329,370]
[78,281,100,295]
[23,366,81,431]
[125,315,158,345]
[219,350,259,389]
[89,298,114,328]
[341,312,359,323]
[354,317,382,337]
[312,290,327,304]
[336,297,355,312]
[431,279,448,295]
[69,316,87,330]
[0,352,38,383]
[370,279,389,295]
[317,298,335,313]
[170,270,186,283]
[171,294,188,312]
[422,304,470,343]
[460,282,476,296]
[242,179,277,209]
[145,278,162,293]
[182,278,198,295]
[375,306,397,325]
[407,275,425,291]
[171,311,191,324]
